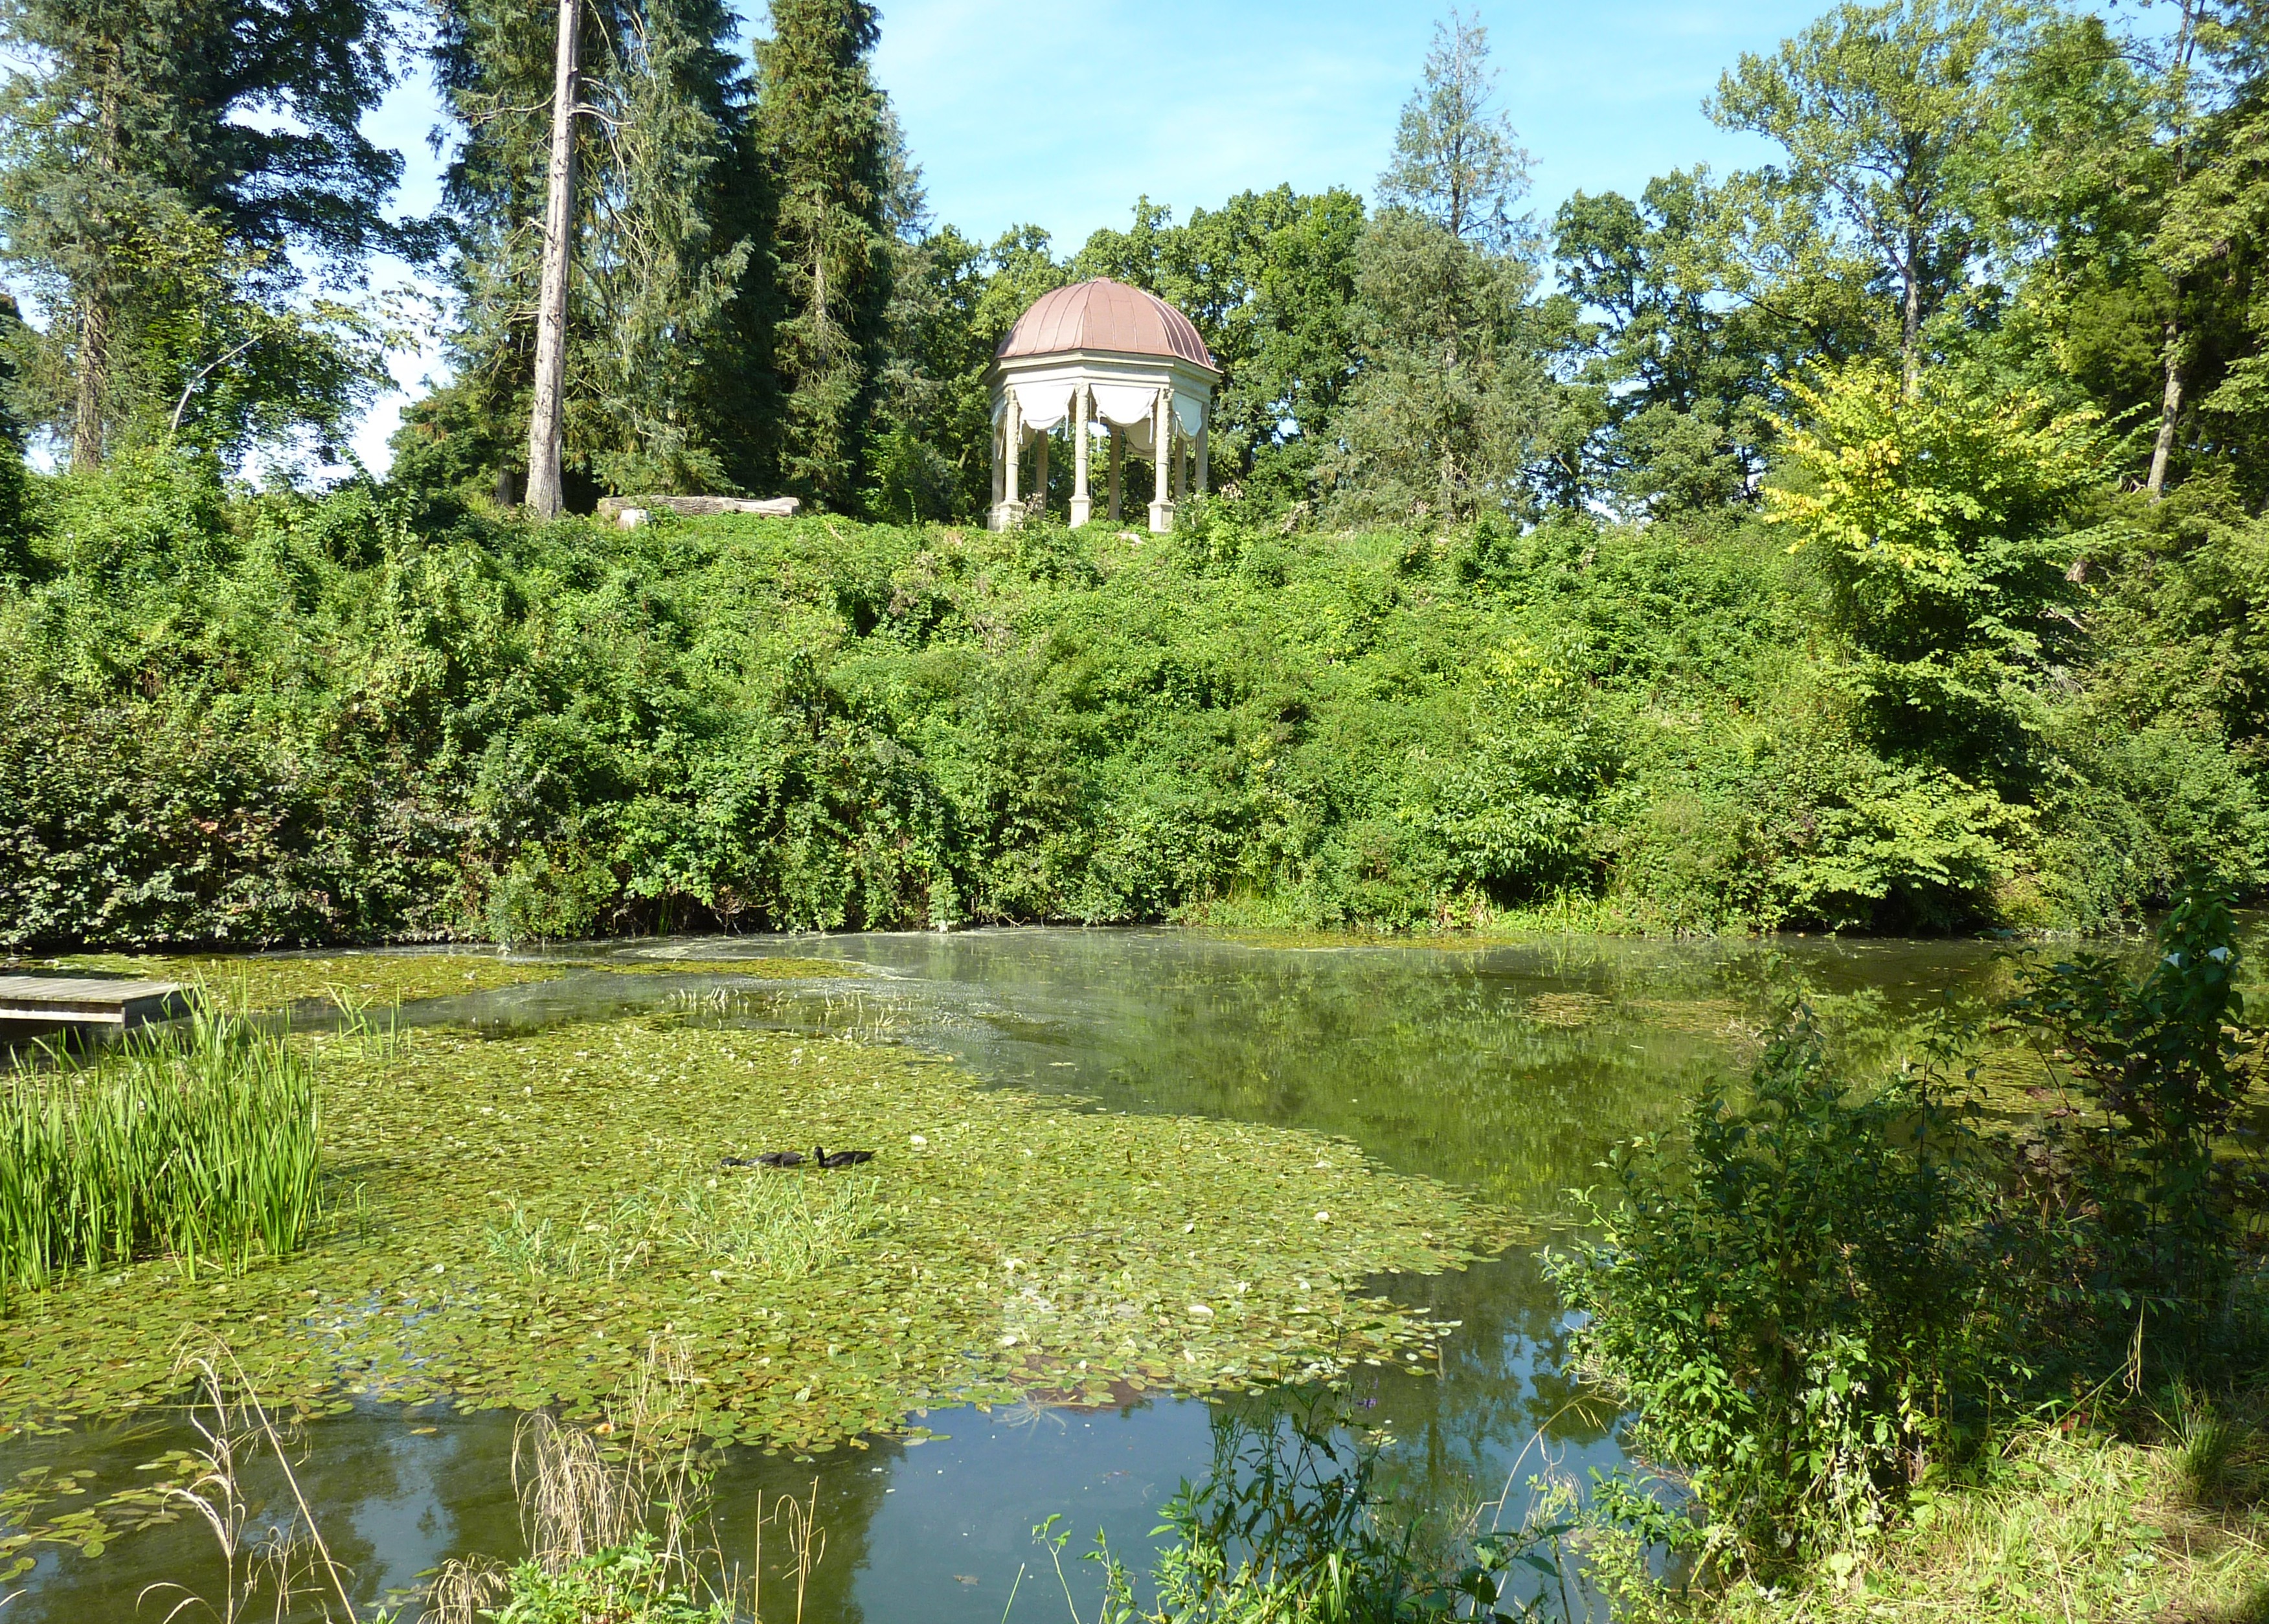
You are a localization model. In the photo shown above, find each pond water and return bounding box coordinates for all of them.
[3,927,2014,1621]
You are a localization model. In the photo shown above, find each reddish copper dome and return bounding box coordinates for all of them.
[997,278,1214,368]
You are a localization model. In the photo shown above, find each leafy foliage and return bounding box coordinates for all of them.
[1552,1010,2009,1570]
[0,0,403,467]
[2006,882,2261,1359]
[1,447,2248,946]
[1763,361,2108,784]
[1558,888,2269,1578]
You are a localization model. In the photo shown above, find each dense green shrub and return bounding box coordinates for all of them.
[1551,1011,2013,1570]
[1553,891,2268,1576]
[0,455,2255,947]
[2006,885,2264,1365]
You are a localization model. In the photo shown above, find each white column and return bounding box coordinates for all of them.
[995,392,1022,530]
[1070,385,1092,526]
[1173,416,1187,503]
[991,412,1004,508]
[1197,406,1209,495]
[1148,388,1172,533]
[1109,425,1123,522]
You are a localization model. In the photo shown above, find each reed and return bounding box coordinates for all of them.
[0,1009,321,1309]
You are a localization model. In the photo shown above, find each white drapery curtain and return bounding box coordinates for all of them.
[1013,381,1076,433]
[997,379,1194,454]
[1089,383,1157,429]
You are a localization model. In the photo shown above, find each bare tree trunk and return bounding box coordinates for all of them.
[2148,306,2185,499]
[525,0,579,519]
[1902,241,1923,400]
[2149,0,2201,502]
[71,291,108,471]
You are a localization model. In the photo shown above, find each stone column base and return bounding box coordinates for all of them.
[1148,499,1174,534]
[1068,495,1092,526]
[989,501,1024,532]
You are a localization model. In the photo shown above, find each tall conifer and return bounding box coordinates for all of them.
[755,0,892,510]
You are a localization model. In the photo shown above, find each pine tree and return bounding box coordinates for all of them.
[1325,9,1572,523]
[756,0,893,510]
[1377,9,1533,253]
[0,0,402,466]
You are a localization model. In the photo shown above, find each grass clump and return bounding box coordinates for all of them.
[0,1011,320,1307]
[1586,1410,2269,1623]
[672,1170,889,1280]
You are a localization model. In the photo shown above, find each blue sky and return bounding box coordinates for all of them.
[344,0,1872,470]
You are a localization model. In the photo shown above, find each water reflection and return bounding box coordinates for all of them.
[3,927,2029,1621]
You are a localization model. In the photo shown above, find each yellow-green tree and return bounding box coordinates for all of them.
[1766,360,2106,782]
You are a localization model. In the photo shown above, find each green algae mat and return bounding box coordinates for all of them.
[41,952,567,1012]
[0,1015,1513,1458]
[29,951,860,1015]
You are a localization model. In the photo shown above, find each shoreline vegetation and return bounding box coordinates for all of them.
[2,937,2263,1621]
[5,485,2257,960]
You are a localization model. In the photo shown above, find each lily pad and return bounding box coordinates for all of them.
[602,956,867,980]
[0,1015,1518,1456]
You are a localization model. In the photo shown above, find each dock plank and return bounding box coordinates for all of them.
[0,975,196,1028]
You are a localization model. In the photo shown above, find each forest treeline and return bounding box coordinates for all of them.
[6,1,2269,945]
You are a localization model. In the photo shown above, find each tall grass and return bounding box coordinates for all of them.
[672,1171,887,1278]
[0,1009,321,1307]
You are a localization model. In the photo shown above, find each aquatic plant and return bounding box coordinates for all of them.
[139,1340,361,1624]
[429,1342,778,1624]
[0,1010,321,1308]
[52,951,569,1013]
[0,1015,1495,1455]
[671,1169,889,1279]
[486,1195,662,1283]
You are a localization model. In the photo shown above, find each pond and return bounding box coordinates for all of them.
[1,927,2015,1621]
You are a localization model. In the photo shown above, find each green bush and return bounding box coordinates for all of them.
[1550,1010,2013,1570]
[0,457,2256,945]
[2005,883,2261,1367]
[1553,888,2269,1580]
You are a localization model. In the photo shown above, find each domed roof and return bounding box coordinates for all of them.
[997,278,1214,368]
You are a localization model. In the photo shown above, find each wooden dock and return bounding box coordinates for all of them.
[0,975,196,1029]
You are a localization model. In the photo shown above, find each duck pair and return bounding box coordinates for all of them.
[718,1147,875,1171]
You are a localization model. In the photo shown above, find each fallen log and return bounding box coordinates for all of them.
[597,495,802,526]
